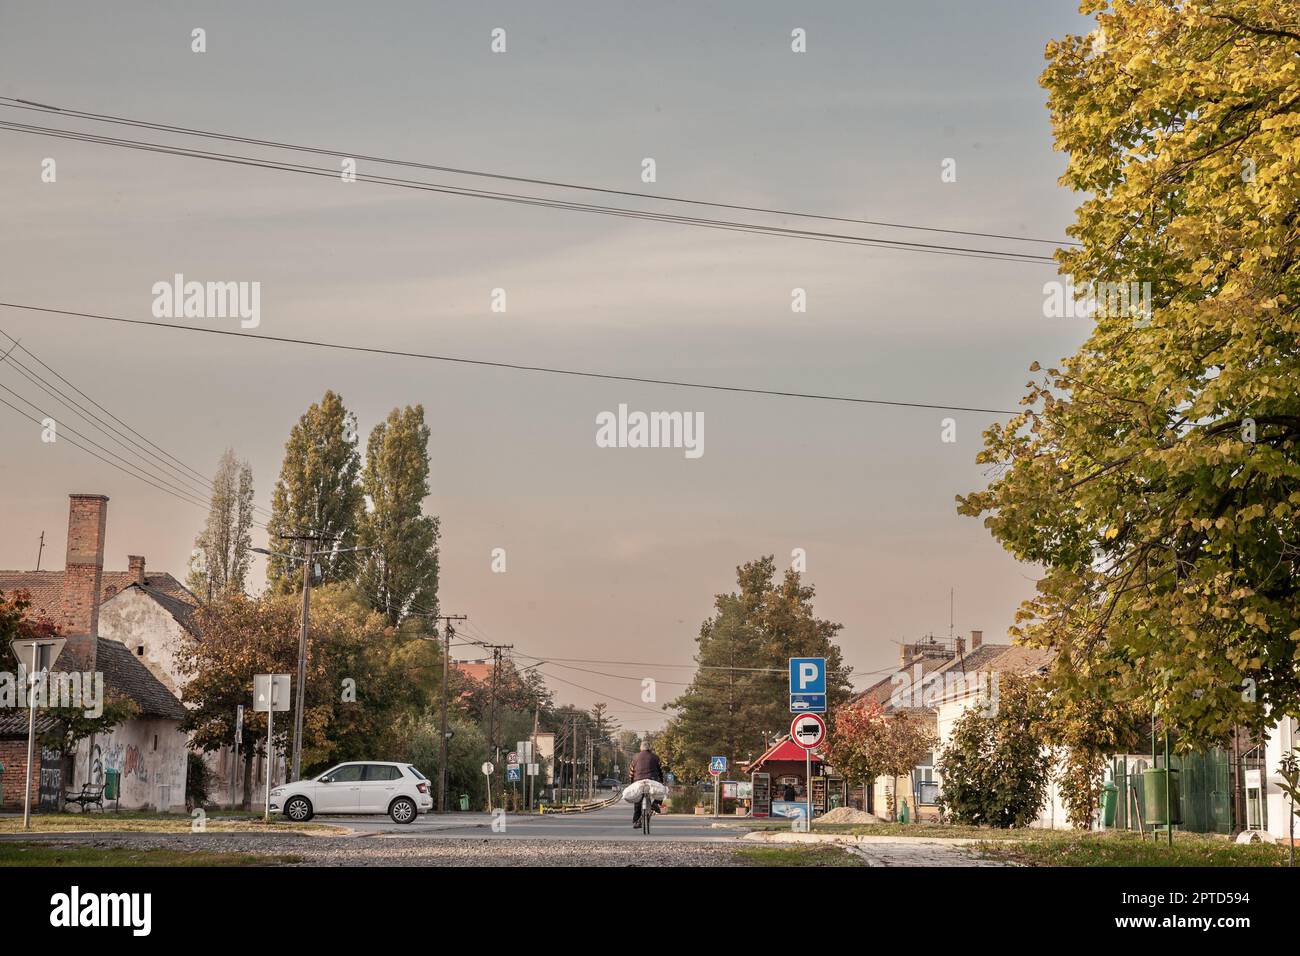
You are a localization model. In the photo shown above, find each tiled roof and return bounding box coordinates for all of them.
[851,643,1015,715]
[0,570,197,623]
[0,712,59,736]
[981,645,1055,677]
[454,662,493,684]
[95,638,187,721]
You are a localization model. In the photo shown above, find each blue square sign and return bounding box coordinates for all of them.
[789,657,826,695]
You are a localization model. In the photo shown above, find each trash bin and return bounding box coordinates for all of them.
[1141,768,1181,826]
[104,768,120,803]
[458,794,469,811]
[1101,782,1118,828]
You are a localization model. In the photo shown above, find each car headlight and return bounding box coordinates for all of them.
[270,788,285,797]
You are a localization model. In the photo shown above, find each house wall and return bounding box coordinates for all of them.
[74,718,187,811]
[1264,716,1297,840]
[0,738,41,810]
[98,587,245,804]
[98,588,188,697]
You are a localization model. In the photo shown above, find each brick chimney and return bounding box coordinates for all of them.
[970,629,983,651]
[128,554,146,586]
[58,494,108,671]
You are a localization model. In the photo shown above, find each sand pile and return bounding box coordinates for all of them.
[817,806,880,824]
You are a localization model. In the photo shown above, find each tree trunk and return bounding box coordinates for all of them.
[241,748,255,811]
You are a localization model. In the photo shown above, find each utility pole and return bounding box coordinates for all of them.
[429,614,467,813]
[291,537,313,783]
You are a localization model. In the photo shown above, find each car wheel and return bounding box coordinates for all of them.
[389,797,417,824]
[284,796,313,822]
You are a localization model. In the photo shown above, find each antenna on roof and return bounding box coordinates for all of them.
[35,531,45,571]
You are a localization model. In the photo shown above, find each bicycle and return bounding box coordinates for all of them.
[641,793,652,834]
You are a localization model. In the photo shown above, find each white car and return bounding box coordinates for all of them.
[269,761,433,824]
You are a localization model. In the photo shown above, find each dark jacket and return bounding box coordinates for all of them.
[629,750,664,783]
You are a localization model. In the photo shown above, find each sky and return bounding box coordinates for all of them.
[0,1,1096,732]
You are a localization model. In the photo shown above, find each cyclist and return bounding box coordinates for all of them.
[628,741,664,828]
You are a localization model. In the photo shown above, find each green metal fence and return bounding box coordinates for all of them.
[1109,749,1232,834]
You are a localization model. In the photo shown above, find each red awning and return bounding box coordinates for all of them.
[743,737,823,770]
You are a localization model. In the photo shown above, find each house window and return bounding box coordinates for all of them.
[153,735,158,752]
[136,646,145,656]
[914,751,938,805]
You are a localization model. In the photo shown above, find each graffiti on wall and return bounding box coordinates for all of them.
[91,741,149,785]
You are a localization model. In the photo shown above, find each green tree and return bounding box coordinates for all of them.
[668,556,853,777]
[266,391,363,591]
[937,676,1051,828]
[177,586,435,806]
[187,448,256,601]
[357,405,440,626]
[959,1,1300,747]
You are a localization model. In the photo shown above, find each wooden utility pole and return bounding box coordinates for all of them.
[430,614,467,812]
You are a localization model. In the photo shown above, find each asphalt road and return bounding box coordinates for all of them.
[335,801,744,842]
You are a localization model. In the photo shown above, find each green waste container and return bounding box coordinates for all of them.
[1141,768,1181,827]
[104,768,120,802]
[1101,782,1118,828]
[458,794,469,811]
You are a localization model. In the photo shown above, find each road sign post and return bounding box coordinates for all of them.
[481,761,495,812]
[253,674,290,823]
[12,638,65,831]
[790,713,826,826]
[709,756,727,817]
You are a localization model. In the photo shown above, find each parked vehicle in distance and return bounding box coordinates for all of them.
[269,761,433,823]
[597,777,623,791]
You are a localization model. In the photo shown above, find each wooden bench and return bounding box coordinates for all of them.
[64,784,105,812]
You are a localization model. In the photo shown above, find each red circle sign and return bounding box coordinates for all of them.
[790,712,826,749]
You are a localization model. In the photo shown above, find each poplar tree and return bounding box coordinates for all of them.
[357,405,440,626]
[187,449,255,601]
[266,391,363,591]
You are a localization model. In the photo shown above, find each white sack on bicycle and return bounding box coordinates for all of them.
[621,779,669,804]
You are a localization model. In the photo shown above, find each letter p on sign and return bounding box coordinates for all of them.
[789,657,826,694]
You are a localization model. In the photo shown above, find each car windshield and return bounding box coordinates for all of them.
[407,766,428,781]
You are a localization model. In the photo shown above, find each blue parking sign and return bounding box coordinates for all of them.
[789,657,826,695]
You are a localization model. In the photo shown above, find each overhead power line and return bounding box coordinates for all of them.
[0,329,272,521]
[0,119,1057,265]
[0,96,1079,250]
[0,303,1022,416]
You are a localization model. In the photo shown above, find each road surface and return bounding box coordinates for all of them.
[337,801,741,841]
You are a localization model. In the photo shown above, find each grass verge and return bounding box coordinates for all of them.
[732,844,864,867]
[0,842,301,867]
[973,830,1289,867]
